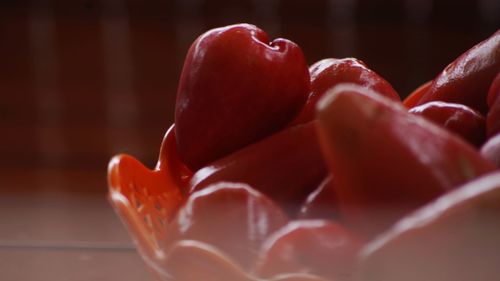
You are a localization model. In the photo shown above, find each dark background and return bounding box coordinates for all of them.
[1,0,499,176]
[0,1,498,279]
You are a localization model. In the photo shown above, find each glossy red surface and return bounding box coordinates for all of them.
[166,183,289,270]
[175,23,310,171]
[292,57,399,125]
[403,80,432,108]
[415,30,500,114]
[409,101,486,147]
[486,72,500,137]
[359,172,500,281]
[256,220,361,280]
[316,83,496,238]
[189,121,327,214]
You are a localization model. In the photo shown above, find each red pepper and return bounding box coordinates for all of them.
[316,83,496,238]
[255,220,362,280]
[414,30,500,114]
[166,182,289,270]
[359,172,500,281]
[189,121,327,215]
[175,23,310,171]
[292,58,399,125]
[409,101,486,147]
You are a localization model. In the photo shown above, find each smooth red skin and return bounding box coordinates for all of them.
[156,125,193,195]
[291,58,399,125]
[480,133,500,168]
[415,30,500,114]
[409,101,486,147]
[269,274,331,281]
[317,84,496,238]
[175,23,310,171]
[487,72,500,137]
[359,172,500,281]
[298,176,340,221]
[166,183,289,270]
[403,80,432,109]
[255,220,362,280]
[487,72,500,107]
[189,121,328,215]
[164,241,254,281]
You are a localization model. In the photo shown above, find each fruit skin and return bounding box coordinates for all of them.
[403,80,432,109]
[486,72,500,108]
[292,58,399,125]
[316,83,496,238]
[189,121,327,215]
[480,132,500,167]
[156,125,194,194]
[298,176,340,221]
[358,172,500,281]
[164,240,255,281]
[414,30,500,114]
[254,220,362,281]
[166,182,289,270]
[409,101,486,147]
[175,23,310,171]
[486,72,500,137]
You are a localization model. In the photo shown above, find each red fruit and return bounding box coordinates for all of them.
[486,72,500,137]
[480,133,500,168]
[268,274,331,281]
[359,172,500,281]
[189,121,327,215]
[292,58,399,125]
[409,101,486,147]
[164,240,254,281]
[255,220,362,281]
[166,182,288,269]
[316,83,496,238]
[156,125,194,194]
[175,23,310,171]
[415,30,500,114]
[403,80,432,109]
[298,176,340,221]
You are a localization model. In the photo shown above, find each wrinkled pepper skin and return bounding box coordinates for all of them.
[189,121,327,215]
[487,72,500,137]
[409,101,486,147]
[175,24,310,171]
[255,220,362,281]
[166,182,289,270]
[358,172,500,281]
[414,30,500,114]
[292,58,399,125]
[316,83,496,238]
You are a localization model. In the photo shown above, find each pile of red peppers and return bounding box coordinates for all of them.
[154,24,500,281]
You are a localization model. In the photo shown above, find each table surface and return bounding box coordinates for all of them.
[0,168,152,281]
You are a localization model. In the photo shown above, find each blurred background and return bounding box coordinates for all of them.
[0,0,498,280]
